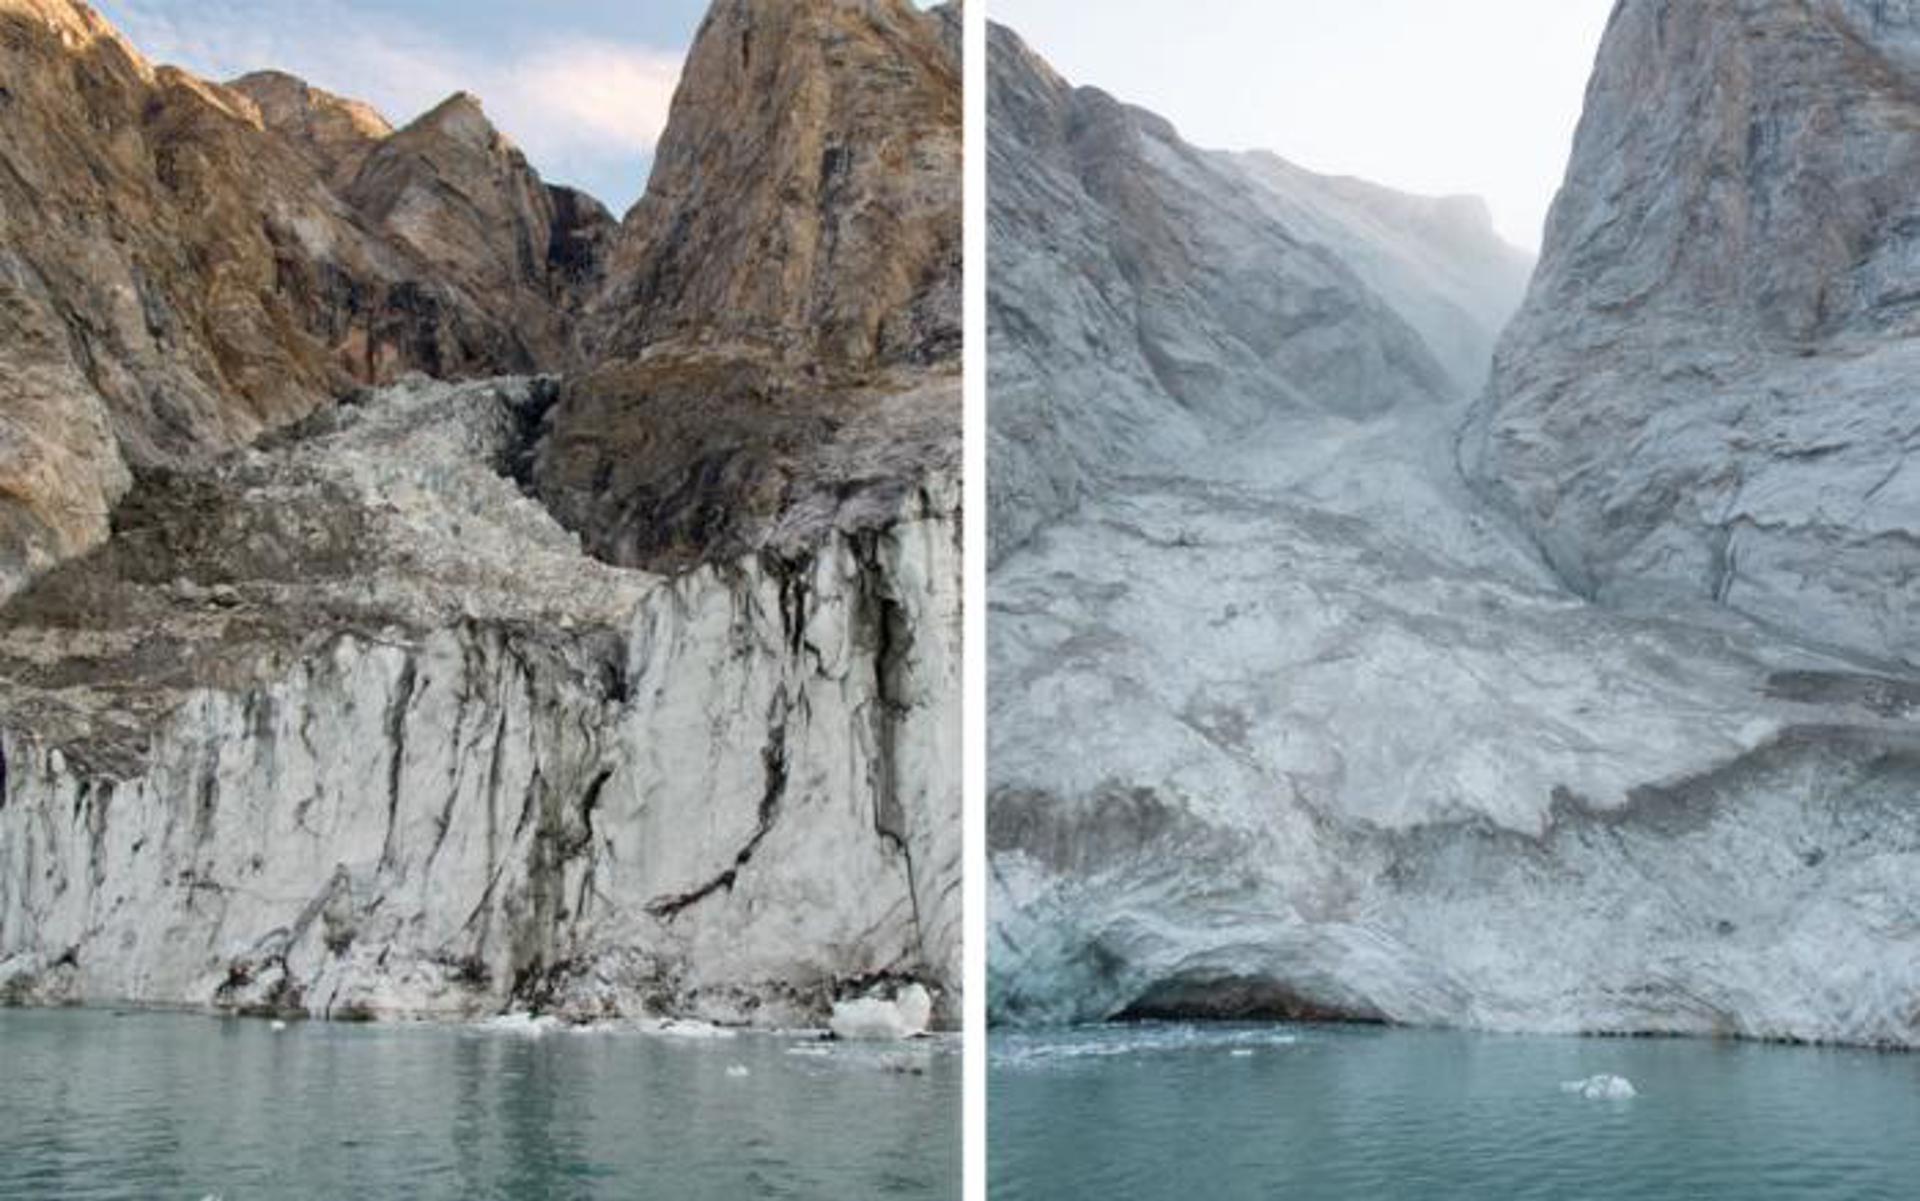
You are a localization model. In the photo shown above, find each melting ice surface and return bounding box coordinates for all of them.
[0,1008,958,1199]
[991,1023,1920,1200]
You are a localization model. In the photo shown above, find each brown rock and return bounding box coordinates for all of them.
[536,0,962,571]
[0,0,602,594]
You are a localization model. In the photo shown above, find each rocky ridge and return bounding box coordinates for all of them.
[0,0,960,1025]
[987,14,1920,1048]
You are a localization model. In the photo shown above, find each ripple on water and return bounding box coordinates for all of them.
[990,1023,1920,1201]
[0,1009,959,1200]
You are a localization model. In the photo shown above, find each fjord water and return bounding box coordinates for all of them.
[991,1024,1920,1200]
[0,1009,957,1200]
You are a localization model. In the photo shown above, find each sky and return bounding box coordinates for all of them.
[992,0,1616,250]
[92,0,714,214]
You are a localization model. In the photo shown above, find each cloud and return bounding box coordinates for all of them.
[94,0,681,210]
[502,39,680,156]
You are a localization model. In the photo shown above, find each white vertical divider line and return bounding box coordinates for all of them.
[961,0,989,1196]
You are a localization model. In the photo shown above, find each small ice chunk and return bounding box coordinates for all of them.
[269,1019,288,1032]
[725,1064,751,1078]
[1229,1048,1254,1058]
[480,1012,562,1036]
[1560,1073,1637,1099]
[829,983,933,1041]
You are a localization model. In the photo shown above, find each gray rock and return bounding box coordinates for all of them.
[986,21,1529,562]
[1462,0,1920,668]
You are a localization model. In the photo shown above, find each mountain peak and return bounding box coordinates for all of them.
[407,90,501,149]
[227,69,392,187]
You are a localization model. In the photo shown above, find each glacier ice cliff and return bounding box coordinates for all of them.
[987,10,1920,1048]
[0,375,960,1025]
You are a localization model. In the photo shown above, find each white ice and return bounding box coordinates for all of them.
[1560,1074,1637,1100]
[829,983,933,1041]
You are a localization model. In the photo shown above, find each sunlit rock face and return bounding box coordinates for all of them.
[0,0,960,1027]
[0,0,609,599]
[544,0,963,575]
[1462,0,1920,669]
[987,15,1920,1048]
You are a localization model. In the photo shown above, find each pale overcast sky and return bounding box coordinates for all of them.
[93,0,713,213]
[992,0,1616,250]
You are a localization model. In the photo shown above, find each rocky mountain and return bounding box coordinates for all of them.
[0,0,616,601]
[987,14,1920,1048]
[0,0,959,1027]
[542,0,962,572]
[1462,0,1920,671]
[986,24,1528,561]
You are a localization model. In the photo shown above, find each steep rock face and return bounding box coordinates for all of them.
[986,22,1528,560]
[537,0,962,575]
[987,22,1920,1048]
[0,0,598,598]
[1462,0,1920,668]
[0,378,961,1025]
[595,0,960,370]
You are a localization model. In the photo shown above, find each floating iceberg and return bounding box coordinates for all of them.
[829,983,933,1041]
[725,1064,751,1078]
[1561,1074,1637,1100]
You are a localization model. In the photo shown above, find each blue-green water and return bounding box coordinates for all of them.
[0,1008,958,1200]
[990,1023,1920,1200]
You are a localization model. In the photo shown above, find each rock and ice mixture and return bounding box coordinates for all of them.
[987,9,1920,1049]
[0,375,960,1027]
[0,0,962,1029]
